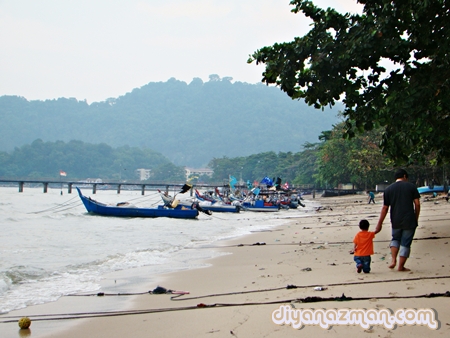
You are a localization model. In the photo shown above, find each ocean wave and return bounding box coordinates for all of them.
[3,265,49,285]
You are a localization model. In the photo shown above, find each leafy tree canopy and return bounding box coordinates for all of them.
[314,122,392,188]
[0,139,176,181]
[249,0,450,164]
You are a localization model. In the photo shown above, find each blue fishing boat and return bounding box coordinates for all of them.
[194,201,240,213]
[241,200,280,212]
[76,187,199,219]
[417,185,446,194]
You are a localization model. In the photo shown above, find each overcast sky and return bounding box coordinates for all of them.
[1,0,362,103]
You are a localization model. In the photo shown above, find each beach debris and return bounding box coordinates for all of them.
[151,286,189,295]
[314,287,328,291]
[18,317,31,329]
[252,242,266,245]
[315,206,333,212]
[301,296,323,303]
[313,245,326,250]
[302,267,312,271]
[152,286,168,294]
[335,293,352,301]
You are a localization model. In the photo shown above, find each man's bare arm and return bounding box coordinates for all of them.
[375,205,389,234]
[414,198,420,221]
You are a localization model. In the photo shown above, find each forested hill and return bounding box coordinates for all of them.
[0,76,340,167]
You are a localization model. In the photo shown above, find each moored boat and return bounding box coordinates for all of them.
[76,187,199,219]
[159,189,239,213]
[240,200,280,212]
[194,201,240,213]
[417,185,446,194]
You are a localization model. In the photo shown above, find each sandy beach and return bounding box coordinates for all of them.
[3,193,450,337]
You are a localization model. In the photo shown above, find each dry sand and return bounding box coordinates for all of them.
[2,193,450,337]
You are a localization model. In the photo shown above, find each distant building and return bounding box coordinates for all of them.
[136,168,151,181]
[184,167,214,180]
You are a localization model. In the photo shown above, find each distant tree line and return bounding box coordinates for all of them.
[0,139,186,182]
[1,130,447,190]
[207,121,450,190]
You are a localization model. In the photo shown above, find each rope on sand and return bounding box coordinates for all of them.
[169,275,450,301]
[47,275,450,299]
[193,235,450,249]
[1,290,449,324]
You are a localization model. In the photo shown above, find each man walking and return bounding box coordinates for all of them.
[374,169,420,271]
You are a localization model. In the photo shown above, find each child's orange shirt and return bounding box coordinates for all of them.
[353,231,375,256]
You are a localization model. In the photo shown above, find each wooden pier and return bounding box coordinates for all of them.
[0,179,318,197]
[0,179,226,195]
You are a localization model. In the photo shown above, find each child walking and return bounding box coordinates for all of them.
[352,219,375,273]
[368,191,375,204]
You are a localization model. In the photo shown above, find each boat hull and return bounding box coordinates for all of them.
[241,200,279,212]
[198,203,240,213]
[417,185,446,194]
[77,188,199,219]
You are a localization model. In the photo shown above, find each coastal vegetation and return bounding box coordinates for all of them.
[0,139,185,182]
[250,0,450,165]
[1,122,447,190]
[209,121,449,189]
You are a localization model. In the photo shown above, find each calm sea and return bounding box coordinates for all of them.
[0,186,313,314]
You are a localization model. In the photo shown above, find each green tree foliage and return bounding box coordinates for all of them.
[209,152,280,184]
[149,162,186,182]
[0,139,172,180]
[314,123,392,188]
[209,150,319,186]
[209,122,397,190]
[290,142,319,185]
[249,0,450,164]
